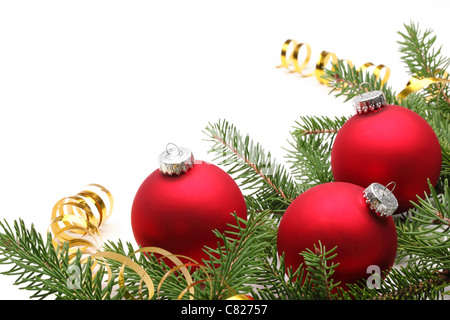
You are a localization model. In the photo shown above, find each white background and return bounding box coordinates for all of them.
[0,0,449,299]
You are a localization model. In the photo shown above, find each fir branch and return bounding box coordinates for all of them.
[398,22,450,111]
[398,22,450,80]
[299,242,340,300]
[345,264,450,300]
[429,111,450,179]
[201,210,278,299]
[0,219,117,300]
[204,119,299,212]
[101,239,194,300]
[396,180,450,270]
[322,59,399,105]
[253,251,312,300]
[254,242,341,300]
[372,266,450,300]
[286,115,347,188]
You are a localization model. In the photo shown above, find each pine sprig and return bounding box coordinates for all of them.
[396,180,450,270]
[397,22,450,120]
[255,254,317,300]
[398,22,450,80]
[0,219,116,300]
[286,115,348,189]
[253,242,341,300]
[344,264,450,300]
[322,59,399,105]
[204,119,299,213]
[201,210,278,299]
[429,104,450,179]
[376,267,450,300]
[299,242,340,299]
[101,239,194,300]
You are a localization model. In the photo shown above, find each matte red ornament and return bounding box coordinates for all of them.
[331,91,442,213]
[131,145,247,265]
[277,182,398,291]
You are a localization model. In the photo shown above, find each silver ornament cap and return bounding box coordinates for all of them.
[158,143,194,175]
[363,182,398,217]
[353,90,387,114]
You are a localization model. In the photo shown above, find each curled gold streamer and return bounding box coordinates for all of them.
[49,186,199,300]
[278,39,298,72]
[49,184,240,300]
[276,39,450,103]
[315,50,338,85]
[92,247,203,300]
[358,62,391,86]
[396,71,449,101]
[92,251,155,300]
[278,40,314,76]
[277,39,391,86]
[49,184,113,259]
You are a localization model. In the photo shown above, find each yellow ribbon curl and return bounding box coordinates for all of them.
[49,184,113,259]
[397,70,450,101]
[91,248,200,300]
[277,39,449,101]
[276,39,391,86]
[49,184,243,300]
[49,185,198,300]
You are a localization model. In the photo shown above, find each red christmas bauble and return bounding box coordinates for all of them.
[277,182,398,290]
[331,92,442,213]
[131,145,247,264]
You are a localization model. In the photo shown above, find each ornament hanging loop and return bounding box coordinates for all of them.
[359,82,371,94]
[166,143,181,156]
[383,181,396,197]
[159,144,195,175]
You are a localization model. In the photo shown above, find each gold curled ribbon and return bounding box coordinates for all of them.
[277,39,391,86]
[92,248,199,300]
[357,62,391,86]
[276,39,450,103]
[50,184,245,300]
[396,70,450,101]
[278,40,314,76]
[49,184,114,259]
[92,247,241,300]
[315,50,338,85]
